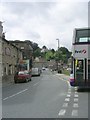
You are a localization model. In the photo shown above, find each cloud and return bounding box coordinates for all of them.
[0,2,88,51]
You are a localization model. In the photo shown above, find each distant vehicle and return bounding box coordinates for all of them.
[42,67,46,70]
[67,68,71,71]
[70,28,90,87]
[58,69,62,74]
[31,68,41,76]
[14,70,32,83]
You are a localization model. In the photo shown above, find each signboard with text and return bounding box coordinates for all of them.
[72,44,89,58]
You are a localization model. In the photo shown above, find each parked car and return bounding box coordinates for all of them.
[31,68,41,76]
[14,70,32,83]
[67,68,71,71]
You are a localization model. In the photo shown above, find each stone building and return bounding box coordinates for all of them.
[9,40,33,60]
[2,38,22,83]
[33,57,48,69]
[0,21,23,83]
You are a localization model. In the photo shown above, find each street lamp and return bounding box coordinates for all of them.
[56,38,60,50]
[56,38,60,71]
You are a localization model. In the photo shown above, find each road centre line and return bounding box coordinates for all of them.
[3,89,28,101]
[33,82,40,86]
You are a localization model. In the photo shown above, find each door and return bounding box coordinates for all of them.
[88,60,90,82]
[74,59,86,85]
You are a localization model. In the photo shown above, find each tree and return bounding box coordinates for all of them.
[51,49,55,54]
[33,48,41,58]
[46,50,55,60]
[42,46,47,49]
[58,47,71,63]
[54,50,62,61]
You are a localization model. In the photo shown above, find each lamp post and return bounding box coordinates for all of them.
[56,38,59,50]
[56,38,60,72]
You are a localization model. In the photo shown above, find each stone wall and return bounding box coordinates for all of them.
[2,39,22,83]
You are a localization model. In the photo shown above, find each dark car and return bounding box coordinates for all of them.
[14,70,32,83]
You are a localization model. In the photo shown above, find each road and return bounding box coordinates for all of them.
[2,69,89,119]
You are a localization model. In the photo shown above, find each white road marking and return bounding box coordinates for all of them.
[33,82,40,86]
[58,109,66,116]
[74,98,79,102]
[74,94,79,97]
[63,103,68,107]
[58,76,71,89]
[67,94,71,97]
[67,81,71,88]
[75,91,78,94]
[65,98,70,102]
[72,110,78,116]
[73,103,79,108]
[3,89,28,101]
[75,87,78,91]
[68,88,71,92]
[68,91,71,94]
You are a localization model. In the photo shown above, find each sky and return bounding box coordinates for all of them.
[0,1,89,51]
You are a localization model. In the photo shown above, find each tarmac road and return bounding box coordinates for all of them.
[2,69,88,119]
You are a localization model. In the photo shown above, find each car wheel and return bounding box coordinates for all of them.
[14,80,18,83]
[26,78,29,83]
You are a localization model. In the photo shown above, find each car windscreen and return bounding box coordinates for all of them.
[18,71,29,75]
[18,71,25,75]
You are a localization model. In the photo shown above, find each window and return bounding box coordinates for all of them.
[21,47,24,50]
[4,67,6,73]
[75,29,90,43]
[88,60,90,79]
[5,47,11,56]
[79,37,90,42]
[76,60,83,72]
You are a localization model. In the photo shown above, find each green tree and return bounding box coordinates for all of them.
[54,50,62,61]
[33,48,41,58]
[46,50,55,61]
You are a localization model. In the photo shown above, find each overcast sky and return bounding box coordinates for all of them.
[0,1,89,51]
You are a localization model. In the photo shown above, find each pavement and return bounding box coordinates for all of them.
[2,75,14,87]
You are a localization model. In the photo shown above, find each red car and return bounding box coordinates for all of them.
[14,70,32,83]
